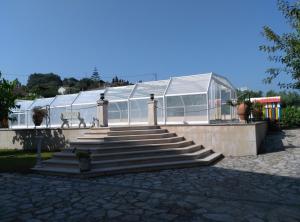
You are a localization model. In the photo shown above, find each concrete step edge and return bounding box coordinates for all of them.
[71,136,184,145]
[91,144,203,158]
[92,148,212,165]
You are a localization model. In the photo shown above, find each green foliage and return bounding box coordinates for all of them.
[281,106,300,127]
[91,67,101,82]
[27,73,62,97]
[236,90,263,103]
[76,151,90,159]
[111,75,131,87]
[260,0,300,89]
[266,90,300,107]
[0,72,18,127]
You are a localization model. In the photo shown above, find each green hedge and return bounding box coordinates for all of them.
[281,106,300,128]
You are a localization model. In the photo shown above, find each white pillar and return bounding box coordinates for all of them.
[97,99,109,127]
[148,99,158,125]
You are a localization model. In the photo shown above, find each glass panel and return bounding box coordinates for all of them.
[105,85,134,101]
[131,80,169,98]
[71,104,97,126]
[50,94,78,107]
[30,97,55,108]
[129,99,148,123]
[166,74,211,95]
[166,94,207,122]
[72,90,104,105]
[108,101,128,124]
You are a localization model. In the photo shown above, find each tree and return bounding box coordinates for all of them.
[260,0,300,89]
[27,73,62,97]
[91,67,100,82]
[0,72,19,128]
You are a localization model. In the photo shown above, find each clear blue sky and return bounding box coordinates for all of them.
[0,0,293,92]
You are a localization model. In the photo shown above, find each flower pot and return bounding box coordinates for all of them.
[32,107,47,126]
[78,157,91,172]
[237,103,249,121]
[32,113,44,126]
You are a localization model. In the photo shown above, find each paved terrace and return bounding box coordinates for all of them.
[1,129,300,222]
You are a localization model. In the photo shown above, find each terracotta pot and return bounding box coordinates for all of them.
[237,103,249,121]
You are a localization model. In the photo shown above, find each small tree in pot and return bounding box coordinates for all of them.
[252,102,263,121]
[32,106,47,126]
[227,99,252,123]
[76,150,91,172]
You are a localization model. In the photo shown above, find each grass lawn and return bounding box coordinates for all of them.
[0,149,54,173]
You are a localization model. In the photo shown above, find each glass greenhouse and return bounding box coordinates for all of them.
[9,73,237,128]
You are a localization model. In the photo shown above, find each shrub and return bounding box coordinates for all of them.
[76,151,90,159]
[281,106,300,128]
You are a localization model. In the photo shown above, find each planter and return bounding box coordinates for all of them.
[32,107,47,126]
[32,113,44,126]
[237,103,249,121]
[78,157,91,172]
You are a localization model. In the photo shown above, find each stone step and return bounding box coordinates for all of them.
[85,129,168,136]
[71,136,185,147]
[32,166,80,175]
[109,125,161,131]
[62,140,194,154]
[91,144,203,161]
[90,152,222,176]
[92,148,213,168]
[54,144,201,161]
[42,159,79,169]
[44,147,211,169]
[34,152,222,177]
[77,133,176,141]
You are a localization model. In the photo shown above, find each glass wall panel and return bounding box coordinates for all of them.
[129,99,148,123]
[166,94,207,123]
[71,104,97,126]
[108,101,128,124]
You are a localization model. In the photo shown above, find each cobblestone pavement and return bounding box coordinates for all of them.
[1,129,300,222]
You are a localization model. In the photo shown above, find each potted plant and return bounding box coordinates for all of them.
[227,99,252,122]
[32,106,47,126]
[252,102,263,121]
[76,150,91,172]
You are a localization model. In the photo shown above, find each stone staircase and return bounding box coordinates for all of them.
[33,126,222,177]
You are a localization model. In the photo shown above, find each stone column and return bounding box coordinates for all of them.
[97,99,109,127]
[148,99,158,126]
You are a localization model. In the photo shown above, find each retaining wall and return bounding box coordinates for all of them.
[0,122,267,156]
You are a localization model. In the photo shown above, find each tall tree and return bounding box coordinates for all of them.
[260,0,300,89]
[0,72,18,128]
[91,67,101,82]
[27,73,62,97]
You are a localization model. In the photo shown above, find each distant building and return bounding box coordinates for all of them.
[58,87,66,95]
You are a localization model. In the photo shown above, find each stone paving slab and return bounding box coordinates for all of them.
[0,129,300,221]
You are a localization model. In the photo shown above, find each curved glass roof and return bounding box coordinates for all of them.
[12,100,34,112]
[11,72,236,111]
[72,89,105,105]
[166,73,211,95]
[29,97,55,109]
[50,94,78,107]
[131,80,170,99]
[105,85,135,101]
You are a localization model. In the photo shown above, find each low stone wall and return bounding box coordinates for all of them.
[0,122,268,156]
[0,128,87,151]
[162,122,268,156]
